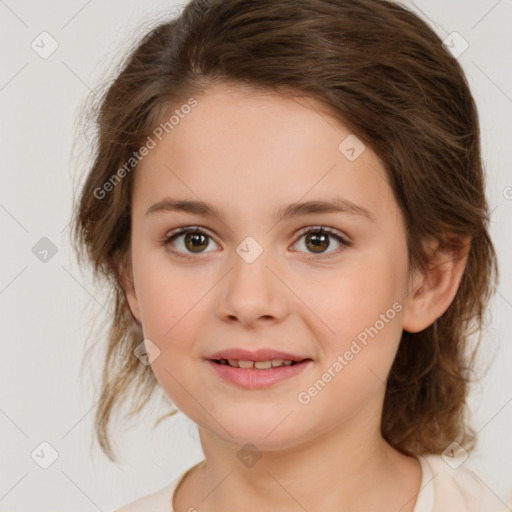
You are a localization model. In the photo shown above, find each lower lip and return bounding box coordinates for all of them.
[206,359,312,389]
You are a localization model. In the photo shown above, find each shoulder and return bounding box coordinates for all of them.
[114,479,177,512]
[418,453,511,512]
[113,460,205,512]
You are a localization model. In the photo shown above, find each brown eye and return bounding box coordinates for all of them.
[183,232,209,253]
[293,226,350,257]
[163,226,219,259]
[304,231,330,253]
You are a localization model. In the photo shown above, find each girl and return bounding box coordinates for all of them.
[71,0,511,510]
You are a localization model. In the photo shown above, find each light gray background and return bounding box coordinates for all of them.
[0,1,511,511]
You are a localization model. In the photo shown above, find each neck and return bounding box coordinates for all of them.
[186,418,421,512]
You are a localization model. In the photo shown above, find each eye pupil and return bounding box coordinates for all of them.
[306,232,329,253]
[185,233,209,252]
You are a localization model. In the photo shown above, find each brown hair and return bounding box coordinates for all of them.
[71,0,499,463]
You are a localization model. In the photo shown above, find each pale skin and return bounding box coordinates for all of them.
[120,82,470,512]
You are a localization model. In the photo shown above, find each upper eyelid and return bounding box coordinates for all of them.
[165,225,217,240]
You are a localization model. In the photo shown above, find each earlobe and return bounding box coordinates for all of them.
[402,236,471,334]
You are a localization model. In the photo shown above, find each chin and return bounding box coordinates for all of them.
[202,416,306,452]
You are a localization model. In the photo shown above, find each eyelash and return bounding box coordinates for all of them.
[161,225,351,261]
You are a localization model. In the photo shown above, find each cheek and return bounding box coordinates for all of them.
[295,284,404,426]
[133,247,208,336]
[304,252,404,336]
[308,253,405,379]
[132,254,210,392]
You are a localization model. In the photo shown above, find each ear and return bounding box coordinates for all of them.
[118,253,142,326]
[402,235,471,334]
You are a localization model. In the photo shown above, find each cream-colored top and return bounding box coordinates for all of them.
[115,454,512,511]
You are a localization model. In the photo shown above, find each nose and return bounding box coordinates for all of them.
[214,243,290,328]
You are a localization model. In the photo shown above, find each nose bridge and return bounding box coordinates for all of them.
[215,234,288,324]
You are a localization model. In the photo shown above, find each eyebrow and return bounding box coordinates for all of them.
[145,197,376,223]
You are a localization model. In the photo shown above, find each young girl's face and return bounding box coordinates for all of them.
[125,82,416,451]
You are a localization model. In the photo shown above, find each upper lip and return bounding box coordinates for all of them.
[207,348,311,362]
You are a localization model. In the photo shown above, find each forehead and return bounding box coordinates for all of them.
[134,83,398,225]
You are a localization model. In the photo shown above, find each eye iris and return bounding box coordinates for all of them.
[185,232,208,252]
[306,232,329,253]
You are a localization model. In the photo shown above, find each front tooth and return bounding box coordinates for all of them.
[271,359,284,367]
[238,360,254,368]
[228,359,239,367]
[254,360,272,369]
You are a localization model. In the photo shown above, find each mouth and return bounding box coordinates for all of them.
[206,357,313,389]
[210,358,310,369]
